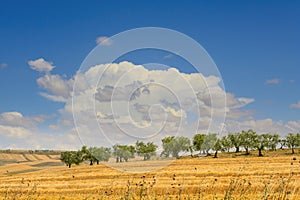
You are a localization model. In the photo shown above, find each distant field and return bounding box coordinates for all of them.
[0,149,299,199]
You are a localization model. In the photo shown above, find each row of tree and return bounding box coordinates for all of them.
[60,131,300,167]
[60,146,111,168]
[192,131,300,157]
[60,141,158,168]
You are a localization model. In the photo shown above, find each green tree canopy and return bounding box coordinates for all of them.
[264,134,279,151]
[202,133,217,155]
[193,134,206,152]
[113,144,135,162]
[212,139,224,158]
[286,133,300,154]
[161,136,190,159]
[240,129,257,155]
[220,136,232,152]
[252,134,269,157]
[60,150,83,168]
[228,133,242,153]
[135,141,157,160]
[89,147,111,164]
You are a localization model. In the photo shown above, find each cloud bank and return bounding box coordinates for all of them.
[1,61,299,149]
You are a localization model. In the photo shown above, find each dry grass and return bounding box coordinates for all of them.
[0,150,299,199]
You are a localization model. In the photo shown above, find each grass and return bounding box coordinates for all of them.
[31,162,64,167]
[0,160,16,166]
[6,168,41,175]
[0,149,299,199]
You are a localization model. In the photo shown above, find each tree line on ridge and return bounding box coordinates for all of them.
[60,130,300,168]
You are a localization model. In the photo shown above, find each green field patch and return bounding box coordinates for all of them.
[6,168,41,175]
[31,161,64,167]
[0,160,17,166]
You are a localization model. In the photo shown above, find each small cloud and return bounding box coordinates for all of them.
[291,101,300,109]
[265,78,280,85]
[95,36,113,46]
[49,124,60,130]
[28,58,55,72]
[163,54,173,59]
[0,63,8,69]
[289,80,296,83]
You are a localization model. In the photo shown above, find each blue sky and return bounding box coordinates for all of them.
[0,1,299,149]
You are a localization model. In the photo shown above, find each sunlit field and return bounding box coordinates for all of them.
[0,149,299,199]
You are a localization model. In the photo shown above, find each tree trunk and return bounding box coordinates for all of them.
[96,160,99,165]
[235,147,239,153]
[214,151,218,158]
[245,148,249,155]
[292,147,295,154]
[68,164,71,168]
[90,160,93,165]
[258,148,263,157]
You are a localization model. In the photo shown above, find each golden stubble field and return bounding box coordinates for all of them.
[0,151,300,199]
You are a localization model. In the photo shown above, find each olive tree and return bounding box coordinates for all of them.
[193,134,206,154]
[89,147,111,164]
[135,141,157,160]
[264,134,279,151]
[213,139,224,158]
[228,133,242,153]
[220,136,232,152]
[240,129,257,155]
[161,136,190,159]
[113,145,135,162]
[286,133,300,154]
[202,133,217,156]
[252,134,269,157]
[60,150,83,168]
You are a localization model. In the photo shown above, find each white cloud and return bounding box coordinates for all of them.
[286,120,300,132]
[36,74,73,102]
[291,101,300,109]
[49,124,60,130]
[226,109,256,120]
[0,63,8,69]
[11,61,300,149]
[224,118,300,136]
[0,125,32,139]
[0,110,81,149]
[66,62,255,145]
[28,58,55,72]
[0,111,64,149]
[0,112,48,129]
[226,93,255,109]
[34,62,253,139]
[265,78,280,85]
[95,36,113,46]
